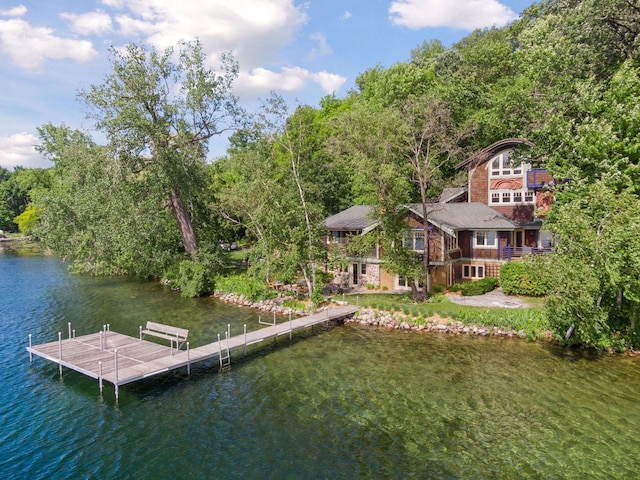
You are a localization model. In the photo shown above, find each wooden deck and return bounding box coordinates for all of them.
[27,305,358,398]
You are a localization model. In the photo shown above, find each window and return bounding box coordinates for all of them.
[489,152,523,177]
[404,229,425,251]
[488,189,534,204]
[360,263,367,275]
[475,230,497,248]
[463,264,485,279]
[445,233,458,251]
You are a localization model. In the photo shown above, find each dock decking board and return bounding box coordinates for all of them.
[27,305,358,396]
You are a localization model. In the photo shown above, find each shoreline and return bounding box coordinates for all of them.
[211,290,547,341]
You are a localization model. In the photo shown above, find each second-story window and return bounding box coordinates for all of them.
[474,230,497,248]
[490,152,522,177]
[403,230,425,251]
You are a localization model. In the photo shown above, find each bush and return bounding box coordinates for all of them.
[214,274,276,302]
[459,277,499,296]
[500,259,552,296]
[168,260,215,298]
[432,283,446,294]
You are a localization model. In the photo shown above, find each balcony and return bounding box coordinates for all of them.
[526,169,553,189]
[501,246,552,260]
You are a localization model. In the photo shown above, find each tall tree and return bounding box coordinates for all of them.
[399,94,467,298]
[80,40,243,255]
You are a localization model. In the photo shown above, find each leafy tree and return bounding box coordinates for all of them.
[80,40,243,256]
[544,182,640,350]
[399,94,468,298]
[34,124,182,277]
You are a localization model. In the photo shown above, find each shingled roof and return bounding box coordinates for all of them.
[324,205,378,232]
[325,203,515,236]
[455,138,535,169]
[407,203,516,235]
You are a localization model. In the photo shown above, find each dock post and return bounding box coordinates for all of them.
[99,361,103,394]
[218,333,222,369]
[28,334,32,363]
[68,322,71,340]
[58,332,63,378]
[72,329,76,338]
[244,324,247,356]
[139,325,142,341]
[289,312,292,341]
[107,324,110,332]
[187,342,191,376]
[114,349,119,398]
[227,324,231,342]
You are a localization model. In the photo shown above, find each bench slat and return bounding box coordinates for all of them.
[145,321,188,338]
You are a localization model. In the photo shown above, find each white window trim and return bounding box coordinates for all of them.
[462,264,485,279]
[403,229,425,252]
[489,189,535,205]
[489,152,523,178]
[473,230,498,249]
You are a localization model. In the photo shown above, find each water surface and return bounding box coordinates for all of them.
[1,249,639,479]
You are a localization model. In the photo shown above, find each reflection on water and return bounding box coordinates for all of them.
[1,252,640,479]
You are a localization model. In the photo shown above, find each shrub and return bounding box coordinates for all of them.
[214,274,276,302]
[500,259,552,296]
[432,283,446,294]
[170,260,215,298]
[459,277,499,296]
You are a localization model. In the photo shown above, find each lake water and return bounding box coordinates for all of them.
[2,245,640,479]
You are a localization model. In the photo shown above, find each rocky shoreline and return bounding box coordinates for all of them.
[346,307,532,339]
[212,291,533,340]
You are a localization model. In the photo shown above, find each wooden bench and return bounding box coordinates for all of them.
[140,321,189,351]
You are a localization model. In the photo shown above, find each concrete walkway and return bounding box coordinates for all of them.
[446,288,530,308]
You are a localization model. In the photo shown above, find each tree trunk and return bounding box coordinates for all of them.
[169,189,198,255]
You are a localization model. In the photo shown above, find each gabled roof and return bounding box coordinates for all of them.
[325,203,516,237]
[455,138,535,169]
[324,205,379,233]
[407,203,516,236]
[438,186,467,203]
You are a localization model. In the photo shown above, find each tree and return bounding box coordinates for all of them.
[218,94,329,298]
[544,182,640,350]
[399,94,468,299]
[80,40,243,256]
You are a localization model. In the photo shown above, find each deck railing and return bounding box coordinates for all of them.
[501,246,552,260]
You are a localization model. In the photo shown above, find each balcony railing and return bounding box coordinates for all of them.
[501,246,552,260]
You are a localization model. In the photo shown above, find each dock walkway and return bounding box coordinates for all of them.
[27,305,358,399]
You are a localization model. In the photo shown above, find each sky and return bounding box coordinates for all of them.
[0,0,537,170]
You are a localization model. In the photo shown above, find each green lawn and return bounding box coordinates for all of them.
[334,292,550,340]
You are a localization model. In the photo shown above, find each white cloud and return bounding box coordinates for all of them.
[61,10,113,36]
[308,32,332,60]
[109,0,308,68]
[0,133,48,170]
[389,0,518,30]
[0,5,27,17]
[0,18,98,69]
[311,71,346,94]
[340,11,352,20]
[236,67,346,96]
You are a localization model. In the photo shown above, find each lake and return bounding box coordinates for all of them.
[1,245,640,479]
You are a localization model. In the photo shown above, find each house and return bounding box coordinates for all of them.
[324,138,553,292]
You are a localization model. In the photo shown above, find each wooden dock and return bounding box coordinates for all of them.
[27,305,358,399]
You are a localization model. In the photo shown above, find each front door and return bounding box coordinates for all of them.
[352,263,359,285]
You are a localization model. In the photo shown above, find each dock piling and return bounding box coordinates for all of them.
[68,322,71,340]
[187,342,191,375]
[99,361,103,394]
[58,332,63,378]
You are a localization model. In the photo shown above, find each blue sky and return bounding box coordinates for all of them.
[0,0,537,170]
